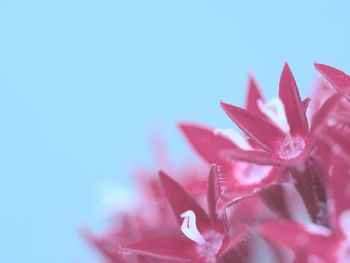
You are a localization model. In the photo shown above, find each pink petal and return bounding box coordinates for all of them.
[122,237,196,261]
[333,111,350,126]
[219,237,253,263]
[159,171,211,231]
[325,123,350,153]
[290,159,329,226]
[225,195,273,226]
[221,102,285,151]
[207,165,221,220]
[315,62,350,94]
[245,75,265,118]
[137,256,153,263]
[179,123,238,164]
[222,148,284,166]
[259,220,332,254]
[260,184,291,218]
[279,63,309,134]
[218,224,252,259]
[82,228,124,263]
[328,153,350,226]
[302,97,311,113]
[311,79,335,115]
[311,93,343,134]
[215,164,288,212]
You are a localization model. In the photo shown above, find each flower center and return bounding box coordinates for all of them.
[278,134,305,160]
[180,210,223,263]
[196,230,223,263]
[257,97,306,160]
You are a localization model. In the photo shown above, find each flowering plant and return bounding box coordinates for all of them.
[84,63,350,263]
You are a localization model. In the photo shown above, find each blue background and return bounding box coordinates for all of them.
[1,1,349,262]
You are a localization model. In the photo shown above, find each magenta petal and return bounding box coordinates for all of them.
[290,159,329,226]
[159,171,211,230]
[207,165,220,220]
[218,225,252,259]
[245,75,265,117]
[221,102,284,151]
[223,148,283,166]
[82,229,124,262]
[137,256,152,263]
[122,237,196,261]
[216,165,288,212]
[315,62,350,93]
[260,184,291,218]
[279,63,309,134]
[326,125,350,153]
[179,123,238,164]
[311,93,342,134]
[259,220,331,252]
[329,154,350,225]
[302,97,311,112]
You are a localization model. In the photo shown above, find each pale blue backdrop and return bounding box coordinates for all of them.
[1,1,349,262]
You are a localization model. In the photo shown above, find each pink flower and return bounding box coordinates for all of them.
[84,63,350,263]
[180,64,342,225]
[218,63,345,226]
[220,63,322,167]
[179,77,290,216]
[84,155,209,263]
[121,167,252,263]
[259,151,350,263]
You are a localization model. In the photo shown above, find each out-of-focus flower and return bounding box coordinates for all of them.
[84,63,350,263]
[259,150,350,263]
[121,167,252,263]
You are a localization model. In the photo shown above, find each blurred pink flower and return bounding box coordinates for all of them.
[84,63,350,263]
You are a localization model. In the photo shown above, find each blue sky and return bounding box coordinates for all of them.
[1,1,350,262]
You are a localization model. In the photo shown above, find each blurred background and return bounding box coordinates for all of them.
[1,1,350,262]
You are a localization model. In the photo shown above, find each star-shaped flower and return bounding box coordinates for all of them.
[122,166,252,263]
[218,63,343,226]
[179,76,290,216]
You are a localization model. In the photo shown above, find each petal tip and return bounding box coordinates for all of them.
[314,62,326,71]
[177,122,188,132]
[220,101,228,108]
[282,62,292,75]
[158,170,168,181]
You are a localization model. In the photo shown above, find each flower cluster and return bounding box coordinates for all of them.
[84,63,350,263]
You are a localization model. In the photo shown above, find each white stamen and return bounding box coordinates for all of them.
[214,128,252,150]
[257,98,290,133]
[180,210,206,245]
